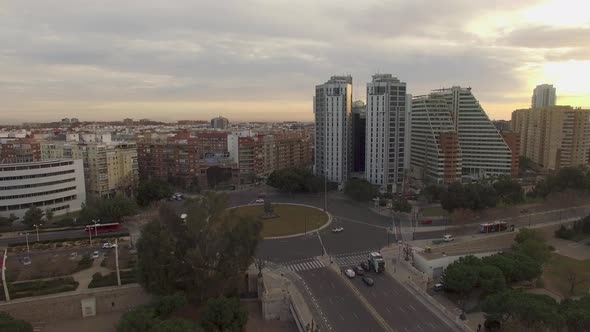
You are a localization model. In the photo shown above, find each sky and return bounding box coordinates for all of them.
[1,0,589,124]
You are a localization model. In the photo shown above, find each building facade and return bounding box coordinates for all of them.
[211,116,230,130]
[531,84,557,109]
[410,96,462,184]
[512,106,590,170]
[0,138,41,164]
[41,141,138,197]
[0,160,86,219]
[365,74,407,192]
[314,76,352,186]
[410,87,512,183]
[501,132,521,177]
[351,100,366,174]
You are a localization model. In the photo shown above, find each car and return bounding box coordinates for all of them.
[21,257,31,265]
[361,277,374,286]
[360,261,370,272]
[442,234,454,242]
[91,251,100,259]
[434,283,444,292]
[344,268,356,278]
[420,219,433,225]
[69,252,78,260]
[102,242,114,249]
[353,266,365,276]
[255,198,265,203]
[332,227,344,233]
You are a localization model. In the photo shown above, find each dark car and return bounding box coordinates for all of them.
[353,266,365,275]
[361,277,374,287]
[360,261,370,272]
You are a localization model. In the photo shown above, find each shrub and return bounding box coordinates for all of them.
[77,254,93,270]
[555,225,575,240]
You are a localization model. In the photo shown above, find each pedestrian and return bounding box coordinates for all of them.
[477,323,482,331]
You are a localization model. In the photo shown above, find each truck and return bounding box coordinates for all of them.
[368,252,385,273]
[479,221,508,233]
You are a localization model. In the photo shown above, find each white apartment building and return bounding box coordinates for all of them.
[314,76,352,185]
[421,87,512,180]
[365,74,407,192]
[531,84,556,109]
[410,96,462,184]
[0,159,86,219]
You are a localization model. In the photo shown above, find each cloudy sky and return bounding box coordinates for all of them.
[1,0,589,123]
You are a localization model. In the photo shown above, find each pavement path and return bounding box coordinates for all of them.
[71,256,112,291]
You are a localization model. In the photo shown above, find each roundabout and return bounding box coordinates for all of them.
[229,203,331,239]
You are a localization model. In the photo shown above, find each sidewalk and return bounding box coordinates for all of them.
[71,257,111,291]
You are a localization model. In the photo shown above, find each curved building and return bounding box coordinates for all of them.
[0,159,86,219]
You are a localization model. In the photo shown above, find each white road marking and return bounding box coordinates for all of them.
[408,304,417,312]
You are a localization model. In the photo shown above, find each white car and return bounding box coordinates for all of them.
[21,257,31,265]
[255,198,265,203]
[344,268,356,278]
[102,242,114,249]
[69,252,78,260]
[332,227,344,233]
[442,234,454,242]
[91,251,100,259]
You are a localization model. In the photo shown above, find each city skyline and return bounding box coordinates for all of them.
[1,0,589,124]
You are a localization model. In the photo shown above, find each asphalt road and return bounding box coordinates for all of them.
[0,229,129,246]
[298,267,385,332]
[350,272,454,332]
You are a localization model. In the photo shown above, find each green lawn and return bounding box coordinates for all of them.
[420,206,448,217]
[231,204,329,238]
[543,253,590,297]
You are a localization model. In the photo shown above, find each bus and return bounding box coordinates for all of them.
[479,221,507,233]
[85,222,122,234]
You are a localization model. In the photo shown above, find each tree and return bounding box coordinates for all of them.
[344,179,378,202]
[263,200,273,216]
[442,256,480,294]
[0,214,18,228]
[22,206,44,228]
[200,297,248,332]
[422,184,443,203]
[392,197,411,213]
[513,228,551,263]
[116,307,160,332]
[153,293,188,317]
[479,265,506,293]
[560,296,590,332]
[149,319,200,332]
[78,195,138,224]
[137,193,262,303]
[266,168,324,193]
[0,311,33,332]
[44,208,54,222]
[187,176,201,194]
[493,176,524,205]
[482,291,563,330]
[137,179,173,206]
[440,182,466,212]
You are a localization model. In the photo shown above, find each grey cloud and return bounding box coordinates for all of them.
[545,48,590,61]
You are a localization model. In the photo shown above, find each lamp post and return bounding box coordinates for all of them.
[88,225,93,247]
[2,249,10,302]
[33,224,40,242]
[93,219,100,237]
[115,239,121,286]
[24,232,30,253]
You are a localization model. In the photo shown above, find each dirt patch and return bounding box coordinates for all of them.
[102,241,136,270]
[6,253,84,281]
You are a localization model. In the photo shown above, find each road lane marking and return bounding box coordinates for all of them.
[398,306,406,313]
[385,307,391,314]
[408,304,417,312]
[338,313,345,321]
[353,312,359,320]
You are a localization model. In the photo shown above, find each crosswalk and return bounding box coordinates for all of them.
[334,252,369,267]
[284,258,326,272]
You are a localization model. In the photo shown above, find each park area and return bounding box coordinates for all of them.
[543,253,590,297]
[230,204,329,238]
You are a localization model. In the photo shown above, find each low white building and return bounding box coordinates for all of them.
[0,159,86,220]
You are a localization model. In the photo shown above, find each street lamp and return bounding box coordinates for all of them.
[24,232,30,253]
[2,249,10,302]
[92,219,100,237]
[88,225,93,247]
[33,224,40,242]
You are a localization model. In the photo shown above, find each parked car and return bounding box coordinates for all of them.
[69,252,78,260]
[361,277,374,286]
[353,266,365,276]
[442,234,454,242]
[102,242,114,249]
[434,283,444,292]
[91,251,100,259]
[360,261,370,272]
[21,257,31,265]
[332,227,344,233]
[344,268,356,278]
[255,198,265,203]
